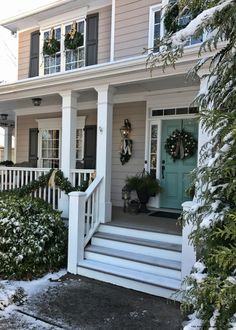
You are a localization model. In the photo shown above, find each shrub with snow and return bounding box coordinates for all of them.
[0,193,67,279]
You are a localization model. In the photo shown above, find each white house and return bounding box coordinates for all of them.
[0,0,208,300]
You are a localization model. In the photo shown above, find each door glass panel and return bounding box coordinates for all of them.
[150,124,158,177]
[41,129,60,168]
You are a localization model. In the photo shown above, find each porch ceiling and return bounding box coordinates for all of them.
[0,73,200,116]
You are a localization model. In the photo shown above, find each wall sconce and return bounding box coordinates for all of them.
[120,119,133,165]
[0,114,8,120]
[32,98,42,106]
[120,119,132,138]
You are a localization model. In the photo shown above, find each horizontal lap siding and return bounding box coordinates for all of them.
[97,5,111,64]
[111,102,146,207]
[18,29,36,80]
[115,0,161,60]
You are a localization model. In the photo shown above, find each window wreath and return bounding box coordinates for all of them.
[43,29,60,56]
[165,129,197,161]
[64,22,84,50]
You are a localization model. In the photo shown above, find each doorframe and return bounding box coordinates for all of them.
[145,112,197,210]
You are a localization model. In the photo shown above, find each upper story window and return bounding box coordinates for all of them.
[149,2,203,53]
[149,5,162,52]
[65,21,85,71]
[38,13,98,77]
[43,28,61,75]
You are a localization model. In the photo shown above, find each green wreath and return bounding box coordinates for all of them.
[43,35,60,56]
[165,129,197,161]
[64,31,83,50]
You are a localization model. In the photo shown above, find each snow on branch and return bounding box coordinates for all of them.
[171,0,234,46]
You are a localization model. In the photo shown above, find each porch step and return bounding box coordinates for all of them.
[99,223,182,244]
[77,260,181,300]
[77,223,183,300]
[85,245,181,280]
[92,232,182,261]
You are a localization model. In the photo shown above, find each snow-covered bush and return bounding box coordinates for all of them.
[0,193,67,279]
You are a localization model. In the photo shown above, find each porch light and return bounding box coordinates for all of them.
[32,98,42,106]
[0,114,8,120]
[120,119,131,138]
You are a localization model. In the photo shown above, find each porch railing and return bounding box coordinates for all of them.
[0,167,96,211]
[67,176,103,274]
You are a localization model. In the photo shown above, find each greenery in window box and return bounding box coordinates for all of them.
[126,171,161,213]
[64,24,83,50]
[43,29,60,56]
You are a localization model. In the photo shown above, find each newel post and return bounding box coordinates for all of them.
[67,191,86,274]
[181,201,197,283]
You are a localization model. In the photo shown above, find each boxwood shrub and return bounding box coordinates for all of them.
[0,193,67,279]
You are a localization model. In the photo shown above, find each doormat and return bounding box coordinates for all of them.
[149,211,181,219]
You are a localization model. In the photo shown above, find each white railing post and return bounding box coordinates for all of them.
[181,201,197,283]
[67,191,86,274]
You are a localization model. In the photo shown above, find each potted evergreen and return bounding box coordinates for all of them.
[126,171,161,213]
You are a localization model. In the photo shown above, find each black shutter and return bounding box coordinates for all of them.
[83,125,97,169]
[29,30,40,77]
[86,14,99,66]
[28,128,38,167]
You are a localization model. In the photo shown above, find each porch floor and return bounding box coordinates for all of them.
[110,206,182,236]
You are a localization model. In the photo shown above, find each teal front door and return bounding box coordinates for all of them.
[160,119,198,209]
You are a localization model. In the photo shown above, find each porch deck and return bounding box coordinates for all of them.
[110,206,182,236]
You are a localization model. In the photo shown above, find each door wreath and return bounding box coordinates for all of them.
[165,129,197,161]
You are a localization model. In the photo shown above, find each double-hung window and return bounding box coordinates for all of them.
[43,27,61,75]
[149,5,162,52]
[65,20,85,71]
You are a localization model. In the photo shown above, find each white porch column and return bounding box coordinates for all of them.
[4,127,13,161]
[95,85,114,223]
[59,90,78,217]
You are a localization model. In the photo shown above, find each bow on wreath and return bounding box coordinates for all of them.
[120,138,133,165]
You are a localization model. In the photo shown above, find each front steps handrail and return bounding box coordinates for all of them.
[67,176,103,274]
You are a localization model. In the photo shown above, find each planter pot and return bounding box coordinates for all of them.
[136,190,150,213]
[128,200,140,214]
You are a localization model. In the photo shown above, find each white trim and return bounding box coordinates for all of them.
[110,0,115,62]
[148,4,162,51]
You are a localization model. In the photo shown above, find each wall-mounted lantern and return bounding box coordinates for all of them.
[32,98,42,106]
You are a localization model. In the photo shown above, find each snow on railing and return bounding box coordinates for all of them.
[67,176,103,273]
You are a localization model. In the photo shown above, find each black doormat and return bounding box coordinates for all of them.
[149,211,181,219]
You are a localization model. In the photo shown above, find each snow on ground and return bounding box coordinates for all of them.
[0,269,66,314]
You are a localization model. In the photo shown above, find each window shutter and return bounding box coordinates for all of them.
[28,128,38,167]
[29,30,40,77]
[86,14,99,66]
[83,125,97,169]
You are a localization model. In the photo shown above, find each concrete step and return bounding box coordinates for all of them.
[99,223,182,244]
[85,245,181,279]
[77,260,181,300]
[92,232,182,261]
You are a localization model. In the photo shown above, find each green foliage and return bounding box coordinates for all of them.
[147,0,236,328]
[64,31,83,50]
[0,194,67,279]
[43,33,60,56]
[0,160,14,166]
[10,169,88,197]
[126,172,161,197]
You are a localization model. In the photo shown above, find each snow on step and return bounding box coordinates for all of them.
[78,260,181,291]
[99,224,182,244]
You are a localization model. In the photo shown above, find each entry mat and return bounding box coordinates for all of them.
[149,211,181,219]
